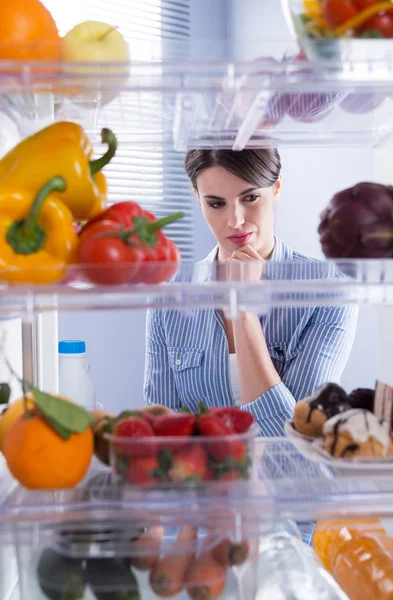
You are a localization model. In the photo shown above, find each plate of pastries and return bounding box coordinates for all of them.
[284,383,393,473]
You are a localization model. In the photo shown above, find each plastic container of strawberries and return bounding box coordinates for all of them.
[105,426,258,487]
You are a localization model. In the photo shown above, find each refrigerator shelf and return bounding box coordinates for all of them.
[2,259,393,316]
[2,438,393,542]
[1,56,393,150]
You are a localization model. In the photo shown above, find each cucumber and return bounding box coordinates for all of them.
[86,558,140,600]
[37,547,86,600]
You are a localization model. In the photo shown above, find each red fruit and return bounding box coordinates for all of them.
[211,407,254,433]
[204,465,216,482]
[154,412,196,437]
[322,0,358,27]
[168,444,207,483]
[127,456,160,485]
[78,220,145,285]
[219,471,241,482]
[359,13,393,37]
[114,416,157,459]
[352,0,376,8]
[198,414,247,463]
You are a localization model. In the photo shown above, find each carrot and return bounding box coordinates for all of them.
[150,525,198,598]
[186,550,227,600]
[211,538,250,567]
[129,525,164,571]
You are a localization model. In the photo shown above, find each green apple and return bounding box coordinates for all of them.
[61,21,130,104]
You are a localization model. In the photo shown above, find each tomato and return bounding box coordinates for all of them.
[322,0,358,26]
[352,0,377,9]
[359,12,393,37]
[158,237,181,283]
[78,221,144,285]
[79,204,183,285]
[81,202,144,237]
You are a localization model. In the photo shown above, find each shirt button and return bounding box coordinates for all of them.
[175,359,181,366]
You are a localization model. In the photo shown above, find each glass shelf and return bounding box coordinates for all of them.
[1,55,393,150]
[1,259,393,316]
[2,439,393,542]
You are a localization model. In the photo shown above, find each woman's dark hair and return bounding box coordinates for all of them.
[184,149,281,190]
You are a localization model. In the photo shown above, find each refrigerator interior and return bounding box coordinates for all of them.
[1,0,393,599]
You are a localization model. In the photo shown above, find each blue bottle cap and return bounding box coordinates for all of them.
[58,340,86,354]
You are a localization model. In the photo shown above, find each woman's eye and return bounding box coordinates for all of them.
[244,194,259,203]
[208,201,225,209]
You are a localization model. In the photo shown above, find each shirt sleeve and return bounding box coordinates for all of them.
[143,309,182,409]
[241,305,358,436]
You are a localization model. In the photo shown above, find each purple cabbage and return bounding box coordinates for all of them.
[318,182,393,258]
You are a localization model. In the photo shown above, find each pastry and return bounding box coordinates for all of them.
[293,383,350,437]
[323,409,393,459]
[348,388,375,412]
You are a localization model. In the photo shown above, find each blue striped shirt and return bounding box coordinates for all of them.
[144,237,358,437]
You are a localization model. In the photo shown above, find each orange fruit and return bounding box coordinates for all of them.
[313,518,385,572]
[0,393,35,452]
[3,412,93,489]
[0,0,61,62]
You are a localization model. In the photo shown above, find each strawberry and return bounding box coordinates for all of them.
[114,416,157,459]
[168,444,207,483]
[203,465,216,482]
[198,413,247,464]
[218,471,240,482]
[211,407,254,433]
[154,412,196,437]
[127,456,161,485]
[141,404,172,428]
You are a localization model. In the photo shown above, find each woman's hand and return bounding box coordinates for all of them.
[223,244,264,282]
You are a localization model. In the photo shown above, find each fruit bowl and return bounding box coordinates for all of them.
[105,426,258,487]
[281,0,393,62]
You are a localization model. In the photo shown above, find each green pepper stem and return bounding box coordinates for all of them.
[6,176,67,255]
[143,212,184,233]
[89,128,118,177]
[23,176,67,236]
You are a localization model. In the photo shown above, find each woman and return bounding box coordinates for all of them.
[144,148,358,437]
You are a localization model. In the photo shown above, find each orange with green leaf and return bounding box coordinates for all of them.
[0,375,94,489]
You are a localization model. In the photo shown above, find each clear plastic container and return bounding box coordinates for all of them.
[8,479,340,600]
[281,0,393,61]
[105,426,258,487]
[6,471,265,600]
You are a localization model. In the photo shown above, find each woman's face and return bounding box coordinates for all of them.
[196,166,281,260]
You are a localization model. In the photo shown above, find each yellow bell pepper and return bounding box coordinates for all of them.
[0,176,78,284]
[0,122,117,221]
[304,0,322,20]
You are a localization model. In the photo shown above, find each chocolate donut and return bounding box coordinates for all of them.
[293,383,350,437]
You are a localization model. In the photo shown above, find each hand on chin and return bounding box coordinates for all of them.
[223,243,265,282]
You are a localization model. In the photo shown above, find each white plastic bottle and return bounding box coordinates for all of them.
[58,340,96,410]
